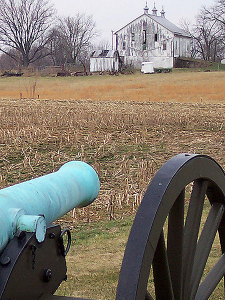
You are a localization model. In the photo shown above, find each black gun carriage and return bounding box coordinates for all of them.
[1,153,225,300]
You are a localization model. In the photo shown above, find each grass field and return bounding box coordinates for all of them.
[0,70,225,299]
[0,70,225,103]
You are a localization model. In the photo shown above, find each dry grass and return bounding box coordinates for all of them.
[0,71,225,299]
[0,71,225,103]
[57,218,133,299]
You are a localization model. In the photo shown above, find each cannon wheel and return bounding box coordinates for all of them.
[116,154,225,300]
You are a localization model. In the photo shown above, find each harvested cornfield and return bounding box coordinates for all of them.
[0,97,225,223]
[1,71,225,299]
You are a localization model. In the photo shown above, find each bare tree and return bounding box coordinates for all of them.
[95,39,111,50]
[181,3,225,61]
[200,0,225,60]
[55,14,98,65]
[0,0,55,68]
[206,0,225,26]
[49,28,68,66]
[0,51,18,70]
[193,9,223,61]
[180,19,197,58]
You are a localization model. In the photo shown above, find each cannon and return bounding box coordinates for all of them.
[0,161,100,300]
[1,154,225,300]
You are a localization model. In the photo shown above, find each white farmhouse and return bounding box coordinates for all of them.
[114,3,191,69]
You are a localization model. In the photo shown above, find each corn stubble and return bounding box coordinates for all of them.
[0,98,225,224]
[0,76,225,299]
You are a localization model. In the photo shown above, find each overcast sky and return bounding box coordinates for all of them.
[53,0,215,44]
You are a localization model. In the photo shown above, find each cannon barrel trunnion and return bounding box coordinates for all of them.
[0,161,100,300]
[1,154,225,299]
[0,161,100,252]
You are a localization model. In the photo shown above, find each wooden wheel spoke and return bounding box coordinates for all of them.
[145,291,154,300]
[153,231,174,300]
[167,189,185,299]
[116,154,225,300]
[189,203,225,299]
[194,253,225,300]
[182,180,208,298]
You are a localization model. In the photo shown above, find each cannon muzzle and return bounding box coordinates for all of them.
[0,161,100,252]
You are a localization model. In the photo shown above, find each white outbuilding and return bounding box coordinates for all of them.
[90,50,120,72]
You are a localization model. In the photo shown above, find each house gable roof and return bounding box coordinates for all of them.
[150,15,191,37]
[90,50,119,58]
[115,13,191,38]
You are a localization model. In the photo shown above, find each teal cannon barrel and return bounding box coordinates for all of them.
[0,161,100,253]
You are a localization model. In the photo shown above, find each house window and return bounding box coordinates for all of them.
[131,32,135,42]
[143,30,147,43]
[123,41,126,50]
[163,43,167,50]
[154,34,158,42]
[143,21,147,30]
[143,30,147,50]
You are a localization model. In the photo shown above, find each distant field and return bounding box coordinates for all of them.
[0,70,225,102]
[0,71,225,299]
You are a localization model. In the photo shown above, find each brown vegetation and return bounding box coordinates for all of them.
[0,72,225,299]
[0,71,225,102]
[0,83,225,223]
